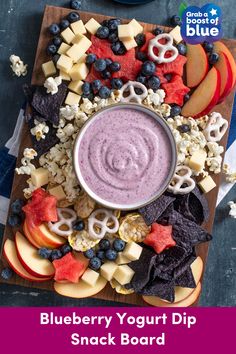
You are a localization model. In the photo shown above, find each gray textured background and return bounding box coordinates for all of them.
[0,0,235,306]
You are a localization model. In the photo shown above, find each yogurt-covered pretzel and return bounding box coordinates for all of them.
[48,207,77,238]
[168,165,196,195]
[203,112,228,142]
[148,33,178,64]
[120,81,148,104]
[88,208,119,240]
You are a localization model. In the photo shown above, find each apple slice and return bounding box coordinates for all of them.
[3,239,52,282]
[23,220,41,249]
[182,67,221,118]
[54,277,107,298]
[214,41,236,91]
[186,44,209,88]
[15,231,55,278]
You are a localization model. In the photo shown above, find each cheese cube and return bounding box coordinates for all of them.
[56,54,73,74]
[31,168,49,188]
[81,268,99,286]
[69,63,89,81]
[68,80,83,95]
[122,37,137,50]
[61,27,75,44]
[42,60,57,77]
[70,20,87,35]
[118,24,134,41]
[57,42,71,54]
[123,241,143,261]
[116,252,130,265]
[59,70,71,81]
[66,44,84,63]
[85,18,101,35]
[71,35,92,55]
[48,185,66,201]
[114,265,135,285]
[198,175,216,193]
[71,33,85,44]
[129,19,143,36]
[189,150,207,172]
[65,91,81,106]
[169,25,183,44]
[78,54,87,63]
[100,262,118,281]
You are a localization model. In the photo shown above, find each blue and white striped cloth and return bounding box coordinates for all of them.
[0,102,235,226]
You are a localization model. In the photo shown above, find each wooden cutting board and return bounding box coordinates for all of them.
[0,5,235,306]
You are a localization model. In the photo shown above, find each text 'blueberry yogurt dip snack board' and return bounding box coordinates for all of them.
[0,5,236,307]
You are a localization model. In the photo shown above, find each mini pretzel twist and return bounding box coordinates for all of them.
[48,207,77,238]
[120,81,148,104]
[148,33,178,64]
[168,165,196,195]
[203,112,228,142]
[88,208,119,240]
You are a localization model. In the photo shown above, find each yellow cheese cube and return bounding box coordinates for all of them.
[118,23,134,41]
[61,27,75,44]
[85,18,101,35]
[198,175,216,193]
[48,185,66,201]
[189,150,207,172]
[70,20,87,35]
[123,241,143,261]
[81,268,99,286]
[68,80,83,95]
[59,70,71,81]
[71,35,92,55]
[116,252,130,265]
[78,54,87,63]
[66,44,84,63]
[69,63,89,81]
[129,19,143,36]
[113,265,135,285]
[71,33,85,44]
[122,37,137,50]
[100,262,118,281]
[42,60,57,77]
[65,91,81,105]
[57,42,71,54]
[31,168,49,188]
[56,54,73,74]
[169,25,183,44]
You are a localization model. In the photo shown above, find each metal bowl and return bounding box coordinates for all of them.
[73,103,177,210]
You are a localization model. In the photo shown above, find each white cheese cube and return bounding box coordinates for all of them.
[65,91,81,106]
[122,241,143,261]
[72,33,85,44]
[61,27,75,44]
[31,168,49,188]
[189,150,207,172]
[59,70,71,81]
[70,20,87,35]
[78,54,87,63]
[100,262,118,281]
[85,18,101,35]
[56,54,73,74]
[69,63,89,81]
[122,37,137,50]
[116,252,130,265]
[42,60,57,77]
[71,35,92,55]
[66,44,84,63]
[68,80,83,95]
[81,268,99,286]
[169,25,183,44]
[118,24,134,41]
[129,19,143,36]
[57,42,71,55]
[198,175,216,193]
[113,265,135,285]
[48,185,66,201]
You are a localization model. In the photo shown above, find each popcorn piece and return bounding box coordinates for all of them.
[206,155,222,174]
[30,119,49,141]
[85,18,101,35]
[15,148,37,176]
[23,178,38,199]
[42,60,57,77]
[113,265,135,285]
[23,148,37,160]
[9,54,27,77]
[44,76,62,95]
[223,164,236,183]
[189,149,207,172]
[228,201,236,218]
[60,104,79,120]
[31,167,49,188]
[198,175,216,193]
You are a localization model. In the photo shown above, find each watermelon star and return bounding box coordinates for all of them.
[143,222,176,254]
[53,252,87,283]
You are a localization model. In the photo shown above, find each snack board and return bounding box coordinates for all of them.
[0,5,236,306]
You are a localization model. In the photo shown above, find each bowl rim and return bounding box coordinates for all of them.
[73,102,177,210]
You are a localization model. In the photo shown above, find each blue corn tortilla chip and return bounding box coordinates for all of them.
[137,277,175,303]
[139,194,175,226]
[174,267,196,288]
[173,253,196,279]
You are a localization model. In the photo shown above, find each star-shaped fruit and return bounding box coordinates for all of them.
[143,222,176,254]
[53,252,86,283]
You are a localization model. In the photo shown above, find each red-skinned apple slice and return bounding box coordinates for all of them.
[214,41,236,91]
[182,67,221,118]
[23,220,41,249]
[215,51,234,102]
[3,238,52,282]
[15,231,55,278]
[186,44,209,88]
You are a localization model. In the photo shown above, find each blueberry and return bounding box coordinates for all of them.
[92,79,102,92]
[170,15,182,26]
[8,214,22,227]
[96,250,105,260]
[105,58,112,67]
[38,248,52,259]
[60,19,70,30]
[73,218,85,231]
[102,19,109,27]
[109,61,121,72]
[141,60,156,77]
[51,249,63,261]
[111,78,123,90]
[113,239,126,252]
[105,249,118,261]
[52,54,60,64]
[99,86,111,98]
[107,18,121,31]
[184,93,190,103]
[70,0,82,10]
[177,43,187,56]
[170,105,182,117]
[101,70,111,79]
[203,41,214,53]
[135,33,146,47]
[1,267,13,280]
[96,26,110,39]
[178,124,191,133]
[53,36,62,47]
[82,82,92,95]
[147,75,161,90]
[84,248,95,259]
[111,41,126,55]
[89,257,102,270]
[209,52,219,65]
[94,58,107,72]
[164,73,172,82]
[136,75,147,85]
[49,23,60,35]
[86,53,97,65]
[47,44,57,55]
[108,32,119,43]
[82,92,94,101]
[99,238,111,250]
[61,244,72,255]
[136,51,148,62]
[67,11,80,23]
[153,27,164,35]
[11,199,25,215]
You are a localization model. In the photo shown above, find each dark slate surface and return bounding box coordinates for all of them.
[0,0,235,306]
